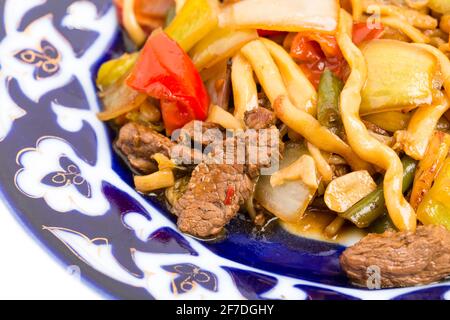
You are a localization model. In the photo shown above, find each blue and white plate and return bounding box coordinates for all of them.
[0,0,449,300]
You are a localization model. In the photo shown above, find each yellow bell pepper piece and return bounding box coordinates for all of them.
[417,158,450,231]
[363,111,411,133]
[165,0,219,52]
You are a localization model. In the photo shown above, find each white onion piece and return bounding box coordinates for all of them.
[255,142,316,223]
[219,0,339,33]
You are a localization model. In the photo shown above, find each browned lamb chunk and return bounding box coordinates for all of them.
[244,107,277,130]
[173,163,253,238]
[172,127,282,237]
[175,120,221,146]
[340,225,450,288]
[116,122,175,174]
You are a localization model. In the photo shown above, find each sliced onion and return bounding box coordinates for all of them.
[255,142,316,223]
[219,0,340,33]
[97,80,147,121]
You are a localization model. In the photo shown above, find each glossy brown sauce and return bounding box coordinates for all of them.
[281,210,367,246]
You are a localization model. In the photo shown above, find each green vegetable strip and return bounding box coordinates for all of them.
[368,213,397,234]
[164,5,176,28]
[339,156,417,228]
[317,69,344,138]
[96,52,139,89]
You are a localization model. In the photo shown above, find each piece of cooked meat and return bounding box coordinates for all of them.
[244,107,277,130]
[173,163,253,238]
[176,120,221,146]
[171,125,282,237]
[116,122,175,174]
[340,225,450,288]
[244,127,283,178]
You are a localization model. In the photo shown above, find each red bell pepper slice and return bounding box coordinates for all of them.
[127,31,210,134]
[352,22,384,46]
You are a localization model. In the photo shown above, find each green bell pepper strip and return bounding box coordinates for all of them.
[368,213,397,234]
[317,69,344,138]
[339,156,417,228]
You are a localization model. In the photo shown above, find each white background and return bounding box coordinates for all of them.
[0,200,103,300]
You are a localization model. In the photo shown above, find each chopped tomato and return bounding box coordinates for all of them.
[127,32,210,134]
[352,22,384,46]
[290,32,347,88]
[289,23,384,88]
[299,57,348,89]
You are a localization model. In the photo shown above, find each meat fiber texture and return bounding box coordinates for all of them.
[340,225,450,288]
[173,163,254,238]
[116,122,174,173]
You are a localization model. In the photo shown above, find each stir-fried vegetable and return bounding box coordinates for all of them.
[428,0,450,14]
[190,28,258,70]
[134,153,176,193]
[165,176,190,207]
[274,95,371,172]
[360,40,438,115]
[410,131,450,210]
[325,170,377,213]
[317,69,344,138]
[96,53,139,90]
[289,22,383,88]
[417,158,450,231]
[270,154,319,189]
[127,31,210,134]
[255,142,317,223]
[165,0,218,51]
[368,213,397,234]
[290,31,346,88]
[324,216,346,238]
[363,111,411,133]
[352,22,384,46]
[339,157,417,228]
[291,32,341,61]
[219,0,340,33]
[97,76,147,121]
[164,4,176,27]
